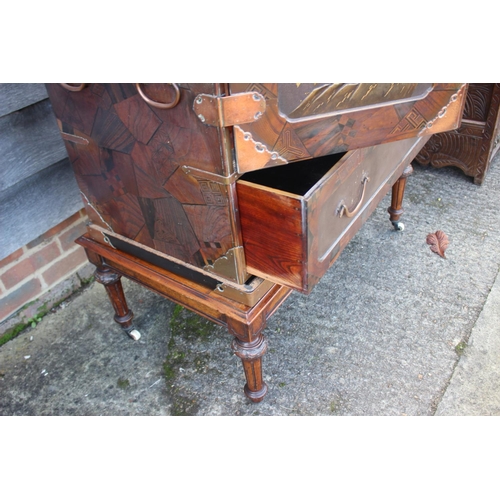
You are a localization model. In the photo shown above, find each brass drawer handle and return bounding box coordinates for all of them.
[338,176,370,218]
[59,83,86,92]
[135,83,180,109]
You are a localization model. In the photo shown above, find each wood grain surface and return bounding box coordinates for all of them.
[46,84,236,278]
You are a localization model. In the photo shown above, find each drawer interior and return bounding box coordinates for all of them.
[239,152,346,196]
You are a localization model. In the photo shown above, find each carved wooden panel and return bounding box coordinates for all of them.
[463,84,494,121]
[416,83,500,185]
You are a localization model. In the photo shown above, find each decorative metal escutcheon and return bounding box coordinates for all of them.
[338,176,370,218]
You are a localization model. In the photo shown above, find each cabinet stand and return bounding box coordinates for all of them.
[78,235,292,402]
[77,168,412,402]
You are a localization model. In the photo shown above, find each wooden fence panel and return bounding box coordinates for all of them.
[0,159,83,261]
[0,99,68,192]
[0,83,48,118]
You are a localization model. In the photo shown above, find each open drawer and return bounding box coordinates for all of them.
[236,135,429,293]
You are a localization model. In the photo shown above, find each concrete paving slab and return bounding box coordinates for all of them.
[435,269,500,415]
[1,153,499,416]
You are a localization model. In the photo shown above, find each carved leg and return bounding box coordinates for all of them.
[388,164,414,231]
[94,266,141,340]
[232,334,268,402]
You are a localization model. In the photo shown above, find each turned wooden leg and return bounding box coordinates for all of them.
[388,164,413,231]
[232,334,268,403]
[94,266,141,340]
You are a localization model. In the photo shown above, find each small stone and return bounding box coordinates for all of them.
[24,355,31,360]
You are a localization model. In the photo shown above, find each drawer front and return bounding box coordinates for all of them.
[237,136,428,293]
[311,136,427,261]
[230,83,466,174]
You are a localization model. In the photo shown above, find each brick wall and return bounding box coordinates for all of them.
[0,209,94,327]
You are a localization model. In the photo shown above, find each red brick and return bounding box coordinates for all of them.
[0,278,42,322]
[29,241,61,269]
[42,247,88,287]
[1,258,36,290]
[1,243,61,290]
[26,211,85,249]
[58,220,88,252]
[0,248,24,269]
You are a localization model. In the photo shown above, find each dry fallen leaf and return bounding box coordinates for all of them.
[426,230,449,258]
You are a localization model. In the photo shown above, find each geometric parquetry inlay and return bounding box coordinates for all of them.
[390,109,427,135]
[102,171,126,197]
[337,116,357,143]
[275,125,309,160]
[45,83,235,273]
[199,181,227,206]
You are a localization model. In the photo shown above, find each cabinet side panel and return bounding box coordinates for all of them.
[45,83,238,278]
[237,181,305,290]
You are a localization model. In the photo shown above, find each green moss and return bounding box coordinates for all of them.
[455,341,467,355]
[163,306,216,414]
[193,354,209,373]
[117,377,130,389]
[170,304,183,323]
[37,303,49,314]
[170,395,199,416]
[0,322,29,347]
[0,303,55,346]
[78,273,95,286]
[163,362,176,381]
[163,350,186,381]
[169,305,214,341]
[20,300,36,312]
[0,273,98,348]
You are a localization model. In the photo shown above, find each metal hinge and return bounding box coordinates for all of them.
[193,92,266,127]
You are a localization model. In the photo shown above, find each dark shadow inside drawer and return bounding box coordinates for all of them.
[239,152,346,195]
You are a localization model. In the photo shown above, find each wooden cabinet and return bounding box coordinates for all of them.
[45,83,466,402]
[416,83,500,184]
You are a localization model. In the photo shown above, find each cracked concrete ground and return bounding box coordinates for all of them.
[1,155,499,416]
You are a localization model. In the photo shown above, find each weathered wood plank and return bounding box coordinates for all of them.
[0,159,83,261]
[0,99,68,192]
[0,84,48,118]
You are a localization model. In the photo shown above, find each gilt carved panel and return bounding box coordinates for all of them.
[230,83,466,173]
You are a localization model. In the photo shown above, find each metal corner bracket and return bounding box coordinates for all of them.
[204,246,249,284]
